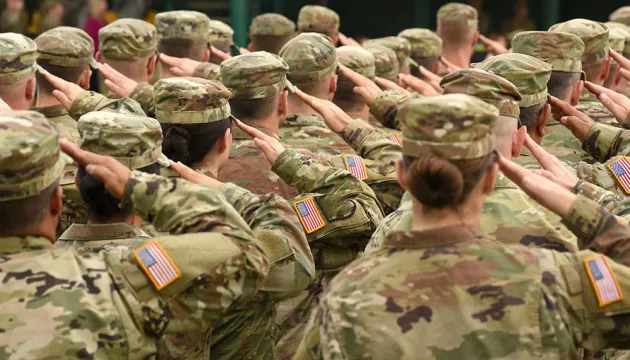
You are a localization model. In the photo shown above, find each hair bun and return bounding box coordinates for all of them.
[405,153,464,208]
[163,125,192,165]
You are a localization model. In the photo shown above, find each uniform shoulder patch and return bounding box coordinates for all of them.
[584,254,623,307]
[384,132,402,145]
[134,240,181,290]
[343,155,368,180]
[607,156,630,195]
[292,197,325,234]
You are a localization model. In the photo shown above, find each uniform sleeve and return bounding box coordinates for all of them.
[368,90,408,130]
[68,91,147,120]
[129,82,155,117]
[220,182,316,300]
[293,310,323,360]
[192,63,221,80]
[577,160,628,197]
[582,123,627,163]
[340,118,402,169]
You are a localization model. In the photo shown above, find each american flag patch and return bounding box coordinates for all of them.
[292,197,325,234]
[607,157,630,194]
[584,255,623,307]
[134,240,181,290]
[385,133,402,145]
[343,155,368,180]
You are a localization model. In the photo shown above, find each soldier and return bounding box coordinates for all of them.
[363,43,400,82]
[296,5,340,46]
[295,93,630,360]
[368,68,578,253]
[55,111,170,250]
[249,13,296,54]
[278,32,356,155]
[208,20,235,64]
[511,31,591,165]
[605,22,630,96]
[605,25,628,91]
[0,33,37,111]
[436,2,479,73]
[334,46,376,121]
[363,37,413,75]
[398,28,443,78]
[0,111,268,359]
[550,19,615,125]
[610,6,630,27]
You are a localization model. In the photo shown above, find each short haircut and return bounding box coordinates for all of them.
[230,95,278,122]
[292,75,332,97]
[251,34,294,55]
[158,38,207,61]
[547,71,581,100]
[437,22,475,47]
[333,77,365,111]
[582,61,605,83]
[101,55,153,80]
[410,56,440,77]
[0,180,59,236]
[519,102,545,132]
[161,118,232,166]
[36,59,87,95]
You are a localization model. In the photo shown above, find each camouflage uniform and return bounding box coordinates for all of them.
[363,37,413,74]
[363,43,400,81]
[511,31,592,166]
[436,3,479,75]
[153,76,317,360]
[208,20,234,64]
[398,28,442,66]
[0,33,38,91]
[56,111,170,251]
[250,13,296,54]
[606,22,630,98]
[295,93,630,360]
[279,33,357,156]
[550,20,617,126]
[296,5,340,37]
[610,6,630,27]
[0,111,268,359]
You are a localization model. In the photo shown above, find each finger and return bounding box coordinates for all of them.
[253,137,276,163]
[610,49,630,71]
[599,93,626,120]
[498,155,531,185]
[339,64,374,88]
[44,71,71,93]
[440,57,462,72]
[523,134,561,170]
[621,68,630,82]
[169,160,196,178]
[159,53,182,67]
[352,86,377,103]
[294,88,318,108]
[52,90,72,109]
[547,95,580,117]
[210,45,231,61]
[418,66,441,82]
[478,34,491,45]
[616,69,624,87]
[235,119,273,142]
[374,77,411,96]
[85,164,117,185]
[103,79,126,97]
[60,140,107,168]
[170,67,189,77]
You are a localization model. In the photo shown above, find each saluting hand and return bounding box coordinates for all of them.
[159,53,202,77]
[294,88,357,133]
[99,63,138,98]
[547,95,594,142]
[584,81,630,125]
[170,161,223,188]
[339,64,382,106]
[522,134,579,190]
[235,120,286,165]
[42,69,84,110]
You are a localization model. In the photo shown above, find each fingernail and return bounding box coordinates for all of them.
[86,164,96,173]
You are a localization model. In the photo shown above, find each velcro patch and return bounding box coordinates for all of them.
[584,255,623,307]
[134,240,181,290]
[607,156,630,195]
[343,155,368,180]
[385,133,402,146]
[292,197,325,234]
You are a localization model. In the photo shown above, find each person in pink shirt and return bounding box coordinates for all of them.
[85,0,107,54]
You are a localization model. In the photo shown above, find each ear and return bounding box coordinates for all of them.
[147,54,157,79]
[277,90,288,120]
[395,159,409,191]
[536,104,551,141]
[481,163,498,195]
[202,48,211,63]
[219,127,232,154]
[471,30,480,49]
[95,51,102,62]
[49,185,63,218]
[25,76,36,100]
[328,74,338,100]
[431,61,440,74]
[570,80,584,106]
[601,56,613,82]
[247,42,253,52]
[511,125,527,158]
[78,68,92,90]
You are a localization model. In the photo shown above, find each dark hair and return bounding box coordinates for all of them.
[519,102,545,132]
[158,38,207,61]
[77,163,159,222]
[547,71,581,100]
[402,153,494,208]
[410,56,440,78]
[0,180,59,236]
[333,77,366,110]
[161,118,232,166]
[251,34,294,55]
[230,96,278,121]
[36,60,87,95]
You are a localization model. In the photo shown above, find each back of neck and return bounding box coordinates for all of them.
[36,92,61,108]
[441,47,472,69]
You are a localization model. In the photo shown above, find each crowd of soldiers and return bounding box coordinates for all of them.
[5,2,630,359]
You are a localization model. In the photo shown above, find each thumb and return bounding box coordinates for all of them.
[599,93,624,119]
[353,87,373,102]
[170,67,189,77]
[253,138,275,164]
[85,164,116,186]
[52,90,72,109]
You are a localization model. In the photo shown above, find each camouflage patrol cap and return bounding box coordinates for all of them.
[474,53,552,107]
[0,111,66,202]
[221,51,293,99]
[99,19,158,60]
[78,111,169,169]
[155,10,210,43]
[363,44,399,81]
[608,27,626,54]
[398,28,442,58]
[36,27,97,68]
[297,5,340,36]
[336,46,376,79]
[279,32,338,83]
[441,68,523,119]
[399,94,498,160]
[363,37,411,66]
[549,19,609,64]
[0,33,38,85]
[437,2,478,29]
[250,13,296,37]
[208,20,234,49]
[512,31,585,74]
[610,6,630,27]
[153,77,232,124]
[606,22,630,56]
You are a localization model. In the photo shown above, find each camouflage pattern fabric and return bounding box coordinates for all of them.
[336,46,376,79]
[608,27,626,54]
[512,31,586,74]
[56,222,151,252]
[33,104,79,143]
[398,28,442,58]
[67,90,147,120]
[363,44,400,81]
[155,10,210,43]
[208,20,234,49]
[610,6,630,27]
[582,122,630,163]
[99,19,158,60]
[437,2,479,29]
[368,89,409,130]
[606,22,630,56]
[0,32,38,85]
[296,5,340,36]
[577,91,618,126]
[35,26,97,68]
[549,19,610,64]
[279,113,357,156]
[279,32,338,83]
[577,156,630,197]
[192,62,222,81]
[363,37,412,68]
[130,82,156,117]
[250,13,296,37]
[220,51,292,99]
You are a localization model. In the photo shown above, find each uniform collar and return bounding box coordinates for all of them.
[33,104,70,119]
[231,126,279,140]
[383,225,482,249]
[1,236,53,254]
[58,223,150,241]
[284,113,326,126]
